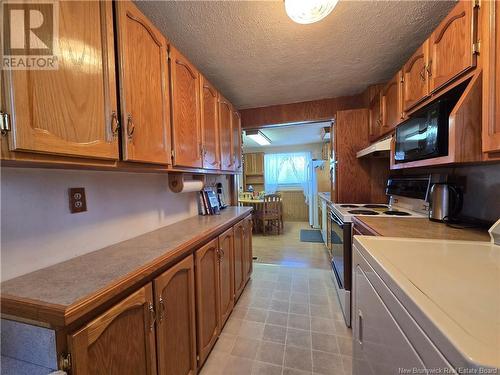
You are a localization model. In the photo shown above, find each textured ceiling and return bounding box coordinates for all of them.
[243,121,331,148]
[135,0,456,109]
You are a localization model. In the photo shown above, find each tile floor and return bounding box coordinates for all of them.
[200,262,353,375]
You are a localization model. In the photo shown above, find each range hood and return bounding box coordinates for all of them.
[356,136,392,158]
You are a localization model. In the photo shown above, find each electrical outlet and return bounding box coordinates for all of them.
[69,188,87,213]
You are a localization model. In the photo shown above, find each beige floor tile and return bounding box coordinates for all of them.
[239,321,265,340]
[252,362,282,375]
[224,317,244,335]
[231,337,261,359]
[266,311,288,327]
[282,368,312,375]
[288,313,311,330]
[286,328,312,349]
[213,333,237,353]
[336,336,353,356]
[256,341,285,366]
[200,351,229,375]
[272,290,291,301]
[232,306,249,319]
[262,324,287,344]
[341,355,353,375]
[245,308,268,323]
[290,292,309,304]
[334,320,352,338]
[310,304,334,319]
[312,350,344,375]
[284,345,313,372]
[311,317,336,334]
[270,299,290,313]
[223,354,255,375]
[311,332,339,353]
[290,303,310,315]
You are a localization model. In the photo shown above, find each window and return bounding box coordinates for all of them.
[264,152,311,192]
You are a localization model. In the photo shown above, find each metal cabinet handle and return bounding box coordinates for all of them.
[426,61,432,77]
[358,310,363,345]
[419,66,426,82]
[159,296,166,324]
[0,111,10,135]
[148,302,156,331]
[111,111,120,137]
[127,114,135,140]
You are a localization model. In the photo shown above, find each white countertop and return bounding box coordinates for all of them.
[353,236,500,369]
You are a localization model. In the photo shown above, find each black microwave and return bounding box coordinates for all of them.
[394,82,465,163]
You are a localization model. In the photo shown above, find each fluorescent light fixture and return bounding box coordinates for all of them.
[285,0,338,24]
[246,130,271,146]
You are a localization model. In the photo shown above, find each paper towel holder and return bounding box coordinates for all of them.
[168,173,205,193]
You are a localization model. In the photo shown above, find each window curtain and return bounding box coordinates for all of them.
[264,152,312,202]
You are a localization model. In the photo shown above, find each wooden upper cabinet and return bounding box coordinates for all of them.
[200,76,221,170]
[218,227,234,327]
[195,239,221,367]
[381,70,403,134]
[231,108,242,172]
[233,221,245,301]
[115,0,171,165]
[403,41,430,111]
[68,284,157,375]
[154,255,196,375]
[219,95,233,171]
[428,0,477,93]
[170,46,202,168]
[244,153,264,175]
[482,0,500,154]
[368,91,382,142]
[3,1,118,160]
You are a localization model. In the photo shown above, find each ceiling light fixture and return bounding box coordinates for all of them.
[284,0,338,24]
[246,130,271,146]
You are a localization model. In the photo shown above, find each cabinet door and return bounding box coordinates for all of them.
[195,239,221,367]
[3,1,118,159]
[116,0,171,164]
[154,255,196,375]
[200,76,220,169]
[233,221,245,300]
[381,71,403,134]
[428,1,477,92]
[482,0,500,153]
[403,41,430,111]
[243,217,253,283]
[219,96,233,171]
[231,109,242,172]
[68,284,157,375]
[368,92,382,142]
[353,266,426,375]
[219,227,234,327]
[170,46,202,168]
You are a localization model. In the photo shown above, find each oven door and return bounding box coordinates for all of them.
[329,209,352,326]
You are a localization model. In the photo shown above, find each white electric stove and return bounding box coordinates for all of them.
[331,202,426,223]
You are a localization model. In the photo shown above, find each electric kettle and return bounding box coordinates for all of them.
[428,183,463,222]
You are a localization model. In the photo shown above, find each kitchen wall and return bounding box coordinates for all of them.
[0,168,231,281]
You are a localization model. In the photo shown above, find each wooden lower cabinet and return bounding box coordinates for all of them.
[154,255,197,375]
[218,227,235,327]
[243,217,253,283]
[233,221,245,301]
[67,218,252,374]
[195,239,221,367]
[68,284,157,375]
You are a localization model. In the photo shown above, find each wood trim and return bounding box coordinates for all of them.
[125,11,163,47]
[1,210,252,328]
[405,53,425,73]
[203,84,217,98]
[175,59,198,79]
[240,94,365,129]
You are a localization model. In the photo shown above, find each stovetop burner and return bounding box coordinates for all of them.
[384,210,411,216]
[363,204,389,209]
[341,204,359,208]
[348,209,379,215]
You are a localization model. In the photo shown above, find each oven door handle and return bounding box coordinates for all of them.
[329,211,344,228]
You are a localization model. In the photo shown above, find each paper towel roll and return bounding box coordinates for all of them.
[169,178,204,193]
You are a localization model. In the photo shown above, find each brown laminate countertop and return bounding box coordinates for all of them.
[353,216,490,242]
[1,207,252,327]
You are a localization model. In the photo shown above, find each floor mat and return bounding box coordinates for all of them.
[299,229,323,243]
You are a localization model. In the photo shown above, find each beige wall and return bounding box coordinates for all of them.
[0,168,201,281]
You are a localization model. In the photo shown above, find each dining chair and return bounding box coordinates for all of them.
[255,194,283,235]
